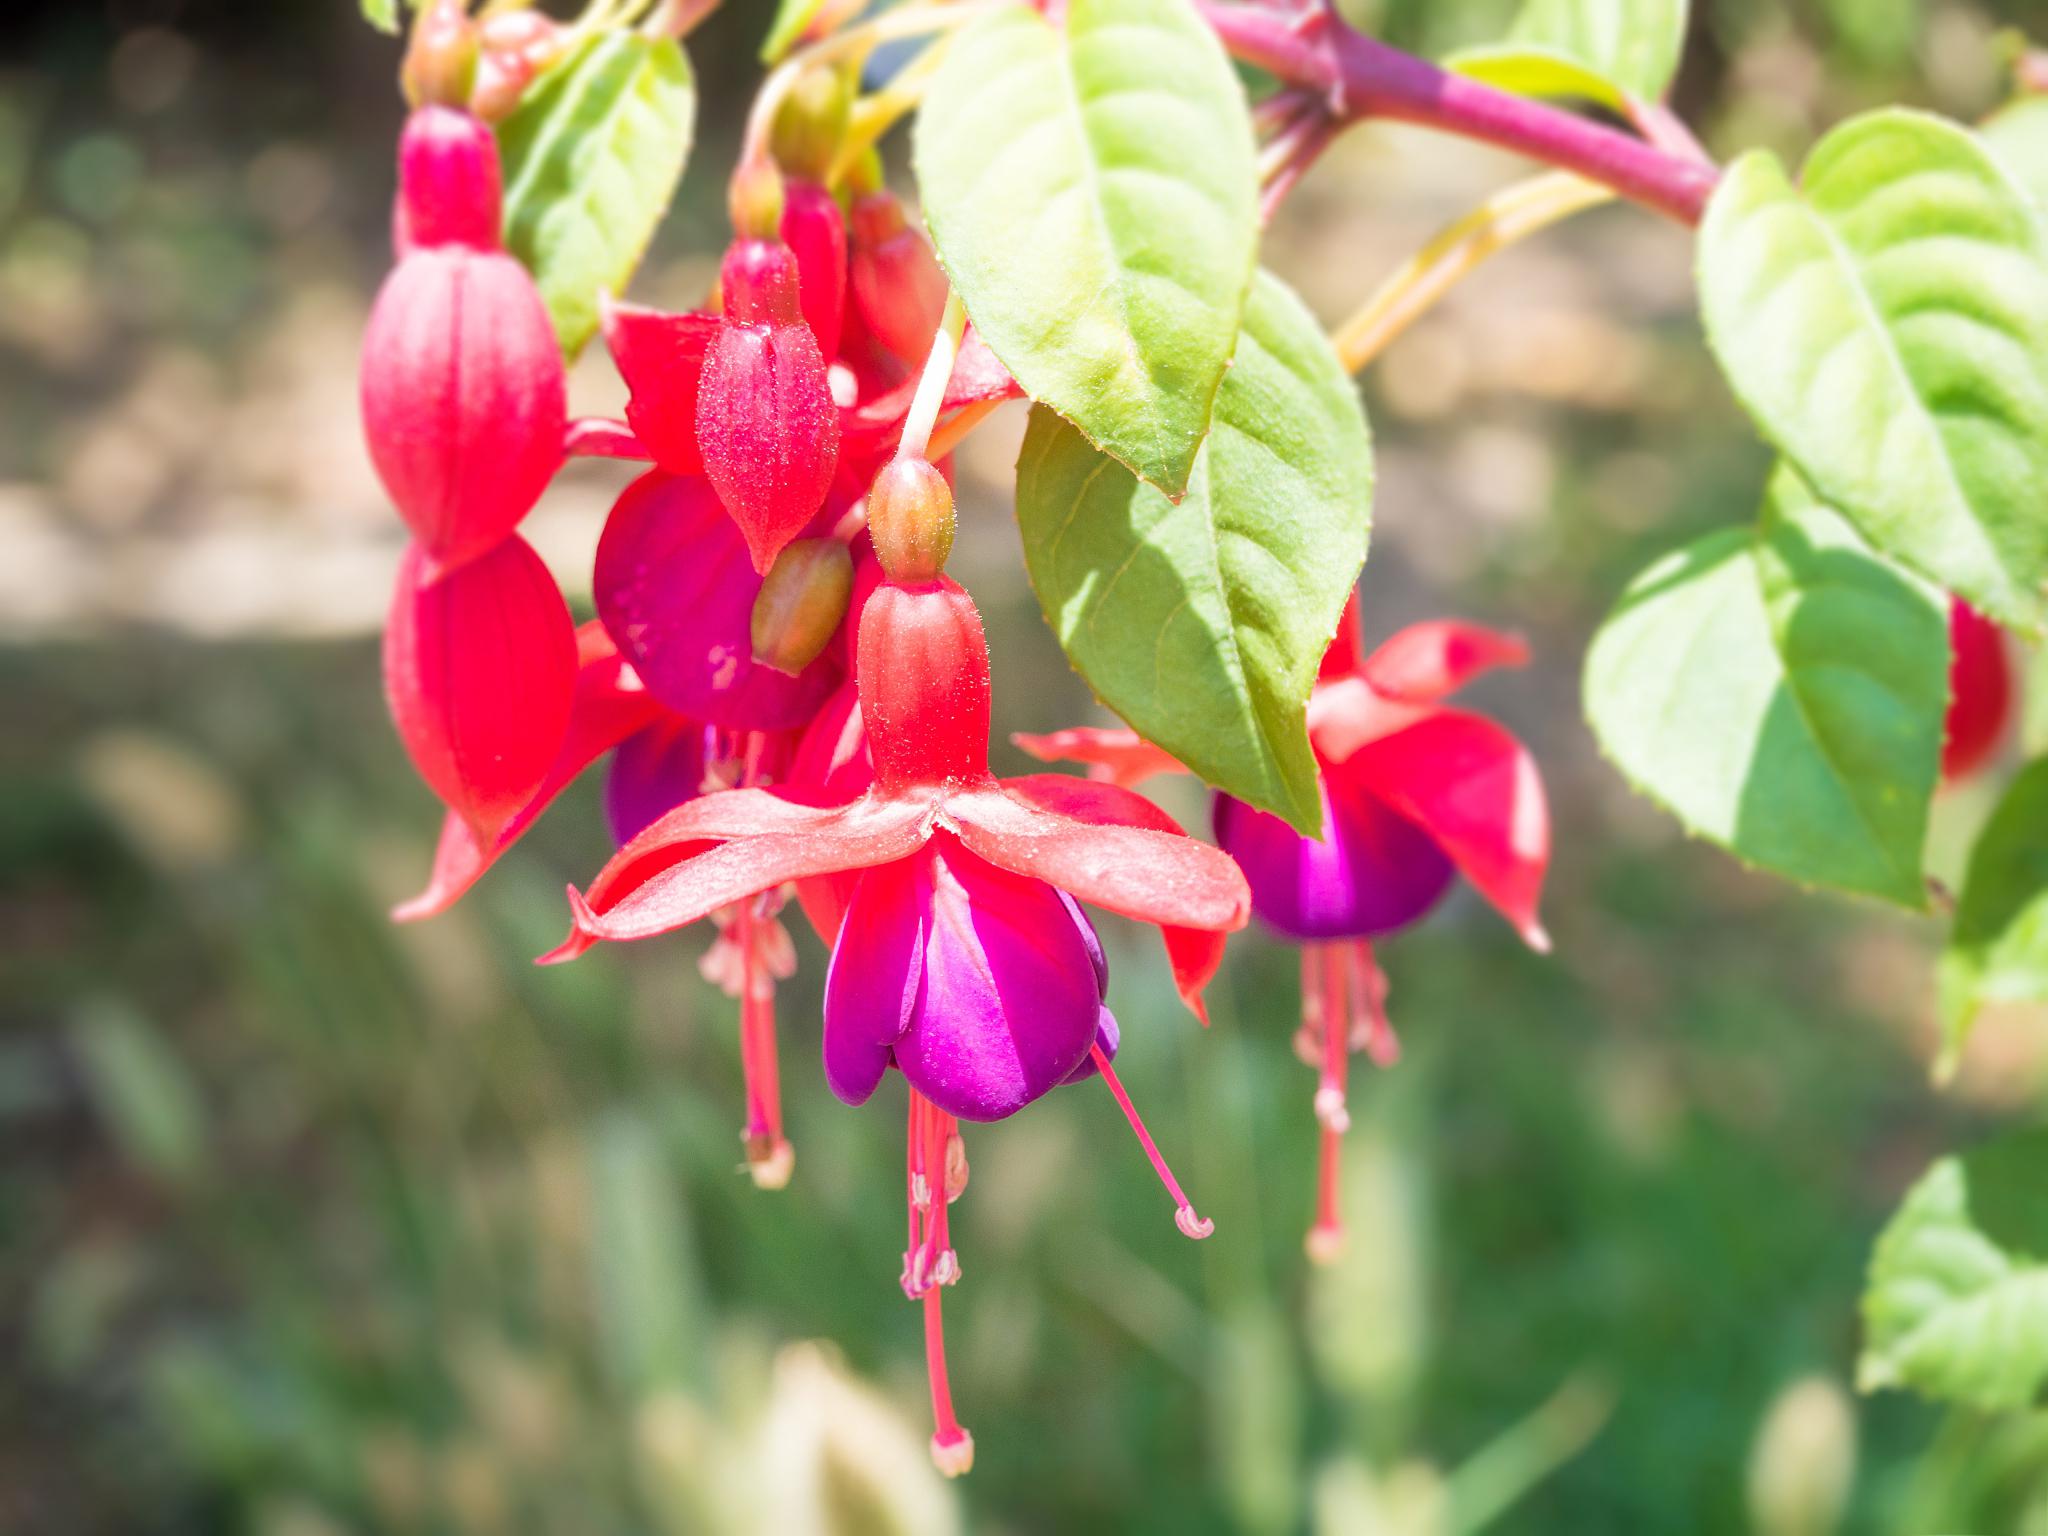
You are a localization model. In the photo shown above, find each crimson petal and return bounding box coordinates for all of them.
[395,622,664,921]
[945,786,1249,937]
[1000,774,1231,1022]
[603,298,719,478]
[1343,709,1550,950]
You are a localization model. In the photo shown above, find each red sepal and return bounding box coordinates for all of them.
[603,299,719,478]
[1001,774,1233,1022]
[1011,727,1183,789]
[1943,598,2012,783]
[383,536,578,842]
[1340,709,1550,950]
[394,623,664,922]
[1359,620,1531,704]
[858,580,996,793]
[781,179,849,363]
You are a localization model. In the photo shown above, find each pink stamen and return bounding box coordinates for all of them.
[1307,943,1348,1265]
[923,1285,974,1477]
[1089,1044,1213,1240]
[1350,940,1400,1068]
[734,732,791,1190]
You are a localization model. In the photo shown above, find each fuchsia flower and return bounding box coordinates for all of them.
[1021,594,1550,1261]
[543,575,1250,1469]
[1942,597,2013,784]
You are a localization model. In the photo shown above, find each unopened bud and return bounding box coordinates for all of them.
[403,0,480,110]
[771,65,852,185]
[729,153,787,243]
[751,539,853,675]
[867,457,954,584]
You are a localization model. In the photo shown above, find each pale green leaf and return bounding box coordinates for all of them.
[1698,109,2048,634]
[497,32,695,359]
[1861,1130,2048,1411]
[916,0,1258,498]
[1584,467,1946,907]
[1013,270,1372,834]
[1983,95,2048,215]
[361,0,400,35]
[762,0,829,63]
[1937,760,2048,1075]
[1450,0,1688,112]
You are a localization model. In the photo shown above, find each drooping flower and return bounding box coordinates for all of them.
[1020,594,1550,1261]
[542,575,1249,1469]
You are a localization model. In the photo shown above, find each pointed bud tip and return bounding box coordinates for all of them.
[1174,1206,1215,1241]
[930,1430,975,1478]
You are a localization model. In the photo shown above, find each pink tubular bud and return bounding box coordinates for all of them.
[402,0,480,111]
[697,240,840,574]
[780,179,849,361]
[866,456,955,584]
[396,105,501,252]
[751,538,855,676]
[360,246,567,564]
[383,535,578,840]
[856,579,993,792]
[851,191,948,364]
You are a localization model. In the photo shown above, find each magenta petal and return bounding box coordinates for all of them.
[1061,1007,1120,1085]
[595,471,842,731]
[822,858,926,1107]
[604,717,710,847]
[1212,773,1455,942]
[878,839,1104,1122]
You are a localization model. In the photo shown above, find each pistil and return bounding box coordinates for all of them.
[1089,1045,1213,1240]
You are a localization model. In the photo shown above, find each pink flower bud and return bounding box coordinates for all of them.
[850,192,947,364]
[383,536,578,840]
[696,239,841,575]
[781,179,848,362]
[395,105,502,253]
[361,245,567,565]
[603,298,719,477]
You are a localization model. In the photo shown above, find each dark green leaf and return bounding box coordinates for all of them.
[1584,468,1946,907]
[916,0,1258,498]
[1013,271,1372,834]
[498,31,696,358]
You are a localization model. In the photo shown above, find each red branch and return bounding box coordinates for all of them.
[1200,1,1719,226]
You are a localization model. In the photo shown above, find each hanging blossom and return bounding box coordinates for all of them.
[1020,594,1550,1261]
[541,573,1250,1472]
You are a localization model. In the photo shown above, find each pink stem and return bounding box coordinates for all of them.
[1198,2,1718,226]
[1090,1045,1213,1239]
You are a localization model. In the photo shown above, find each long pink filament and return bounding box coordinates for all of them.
[1089,1044,1213,1239]
[1308,942,1349,1263]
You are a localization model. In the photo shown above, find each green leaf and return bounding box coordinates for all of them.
[1937,759,2048,1075]
[1983,96,2048,215]
[1861,1130,2048,1411]
[1697,109,2048,634]
[1584,467,1945,907]
[915,0,1258,498]
[72,1000,207,1186]
[361,0,400,35]
[762,0,829,63]
[1013,270,1372,834]
[1450,0,1688,113]
[497,31,695,359]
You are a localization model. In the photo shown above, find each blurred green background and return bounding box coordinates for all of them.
[6,1,2048,1532]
